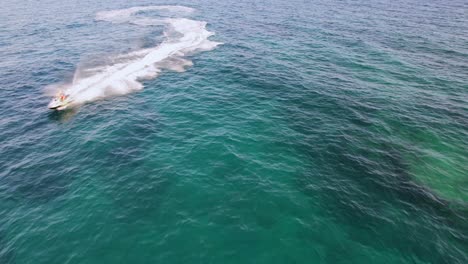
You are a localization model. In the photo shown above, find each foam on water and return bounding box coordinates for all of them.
[47,6,221,106]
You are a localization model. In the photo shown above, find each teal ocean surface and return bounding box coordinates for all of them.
[0,0,467,263]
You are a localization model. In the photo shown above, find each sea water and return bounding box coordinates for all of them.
[0,0,467,263]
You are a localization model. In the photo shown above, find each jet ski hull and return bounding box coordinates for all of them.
[48,97,72,111]
[48,104,70,111]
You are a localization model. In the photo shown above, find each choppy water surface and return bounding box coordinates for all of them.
[0,0,467,263]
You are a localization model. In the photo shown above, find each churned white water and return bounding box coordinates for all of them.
[47,5,221,106]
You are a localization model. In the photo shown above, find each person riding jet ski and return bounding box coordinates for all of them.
[48,90,72,110]
[59,92,66,101]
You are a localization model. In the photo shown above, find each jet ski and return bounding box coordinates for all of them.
[48,91,73,110]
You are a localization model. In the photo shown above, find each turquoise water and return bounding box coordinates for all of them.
[1,0,467,263]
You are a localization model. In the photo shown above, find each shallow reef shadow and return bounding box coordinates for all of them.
[91,110,173,223]
[1,163,73,204]
[296,136,468,263]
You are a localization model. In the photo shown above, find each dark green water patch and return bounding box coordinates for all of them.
[0,230,14,264]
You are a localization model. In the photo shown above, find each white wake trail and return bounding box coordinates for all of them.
[47,6,221,106]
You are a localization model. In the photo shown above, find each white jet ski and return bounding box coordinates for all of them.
[48,91,73,110]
